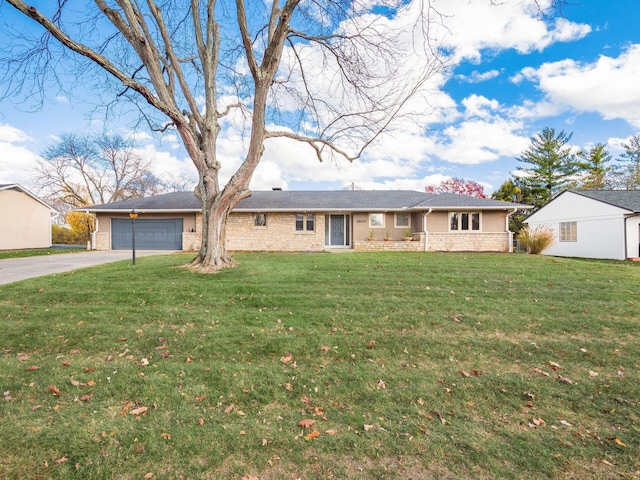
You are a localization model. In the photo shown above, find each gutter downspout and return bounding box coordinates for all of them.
[506,208,518,253]
[423,208,433,252]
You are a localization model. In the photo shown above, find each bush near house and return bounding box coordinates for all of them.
[517,224,555,254]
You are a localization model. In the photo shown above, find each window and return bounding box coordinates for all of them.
[370,213,384,228]
[395,213,410,228]
[450,212,480,231]
[254,213,267,227]
[295,213,315,231]
[559,221,577,242]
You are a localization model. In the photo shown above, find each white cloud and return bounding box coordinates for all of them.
[457,70,500,83]
[516,44,640,127]
[461,95,499,119]
[0,124,40,187]
[436,0,591,62]
[433,118,529,165]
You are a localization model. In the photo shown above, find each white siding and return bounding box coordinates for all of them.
[526,192,628,260]
[627,216,640,258]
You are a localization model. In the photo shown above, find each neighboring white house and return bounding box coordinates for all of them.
[0,184,55,250]
[525,190,640,260]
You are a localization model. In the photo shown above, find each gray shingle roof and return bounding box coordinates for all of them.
[86,190,529,212]
[570,190,640,212]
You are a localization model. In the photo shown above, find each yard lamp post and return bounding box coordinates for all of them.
[129,209,138,265]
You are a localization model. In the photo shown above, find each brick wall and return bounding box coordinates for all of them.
[226,212,326,251]
[354,238,425,252]
[426,232,511,252]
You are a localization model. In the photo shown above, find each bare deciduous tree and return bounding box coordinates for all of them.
[35,133,162,211]
[1,0,566,271]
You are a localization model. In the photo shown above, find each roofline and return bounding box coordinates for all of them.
[0,183,56,211]
[83,208,202,214]
[86,205,531,214]
[569,190,636,213]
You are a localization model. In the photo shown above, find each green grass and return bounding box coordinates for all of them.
[0,248,84,260]
[0,252,638,479]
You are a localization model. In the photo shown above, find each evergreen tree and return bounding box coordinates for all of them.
[575,143,613,190]
[617,135,640,189]
[516,127,580,207]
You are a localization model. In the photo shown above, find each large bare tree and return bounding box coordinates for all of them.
[0,0,563,271]
[36,133,163,210]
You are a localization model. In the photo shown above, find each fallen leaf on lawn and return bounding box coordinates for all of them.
[298,418,317,429]
[376,379,386,389]
[195,394,207,402]
[279,353,294,364]
[262,438,268,446]
[613,438,627,447]
[417,398,425,406]
[532,367,551,377]
[144,473,154,479]
[460,370,470,378]
[241,476,259,480]
[60,361,71,367]
[32,405,42,412]
[16,353,30,362]
[472,369,484,377]
[26,365,40,371]
[140,358,149,366]
[304,430,320,440]
[87,380,96,386]
[83,367,96,373]
[56,457,68,464]
[557,375,573,385]
[301,395,310,404]
[70,378,82,387]
[4,395,14,401]
[548,361,561,369]
[363,424,374,431]
[224,404,234,414]
[69,349,80,355]
[601,459,614,466]
[319,345,330,352]
[80,395,91,402]
[325,429,338,435]
[106,355,114,363]
[283,382,293,391]
[160,433,171,440]
[198,418,204,426]
[128,406,148,415]
[48,385,60,396]
[589,370,599,377]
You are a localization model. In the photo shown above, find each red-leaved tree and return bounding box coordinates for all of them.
[425,178,487,198]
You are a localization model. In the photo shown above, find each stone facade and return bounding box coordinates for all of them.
[226,212,326,251]
[91,209,514,253]
[426,232,512,252]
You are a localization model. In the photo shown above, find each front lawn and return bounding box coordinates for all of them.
[0,252,638,479]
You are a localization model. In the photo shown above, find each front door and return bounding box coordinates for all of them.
[331,215,345,246]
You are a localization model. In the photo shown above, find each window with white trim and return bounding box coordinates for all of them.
[395,213,410,228]
[559,221,577,242]
[369,213,384,228]
[295,213,315,231]
[450,212,480,231]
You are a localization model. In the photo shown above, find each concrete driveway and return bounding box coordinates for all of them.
[0,251,177,285]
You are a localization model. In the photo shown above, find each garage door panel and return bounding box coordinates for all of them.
[112,219,183,250]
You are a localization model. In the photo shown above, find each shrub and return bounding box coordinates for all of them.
[518,224,555,254]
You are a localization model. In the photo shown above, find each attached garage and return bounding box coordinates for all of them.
[111,218,183,250]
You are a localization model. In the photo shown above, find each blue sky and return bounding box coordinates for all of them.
[1,0,639,195]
